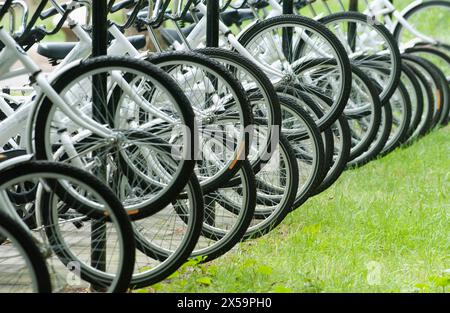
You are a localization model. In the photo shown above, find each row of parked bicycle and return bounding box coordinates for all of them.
[0,0,448,292]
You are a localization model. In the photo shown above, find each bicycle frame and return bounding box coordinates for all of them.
[0,28,115,154]
[364,0,438,45]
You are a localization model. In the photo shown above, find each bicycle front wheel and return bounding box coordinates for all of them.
[238,14,352,130]
[0,161,136,292]
[34,56,197,219]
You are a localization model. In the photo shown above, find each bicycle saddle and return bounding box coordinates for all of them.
[159,24,196,46]
[218,9,255,27]
[37,35,147,60]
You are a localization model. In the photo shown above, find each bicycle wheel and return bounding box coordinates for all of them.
[344,65,382,161]
[403,50,450,125]
[347,102,393,168]
[292,92,351,195]
[146,51,253,193]
[276,86,333,183]
[276,88,348,197]
[400,62,425,140]
[406,44,450,85]
[191,160,256,261]
[393,0,450,50]
[129,174,203,289]
[380,81,412,155]
[238,14,352,130]
[403,58,435,139]
[0,210,51,293]
[277,95,325,208]
[34,56,197,219]
[319,11,401,105]
[0,161,136,292]
[402,54,450,127]
[243,134,299,239]
[313,115,351,195]
[195,47,282,175]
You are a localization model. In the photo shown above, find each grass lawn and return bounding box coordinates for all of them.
[141,126,449,293]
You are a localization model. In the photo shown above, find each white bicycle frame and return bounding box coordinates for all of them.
[0,27,116,155]
[364,0,438,46]
[0,7,180,154]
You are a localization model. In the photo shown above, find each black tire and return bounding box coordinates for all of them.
[238,14,352,130]
[380,81,412,155]
[402,57,435,139]
[280,91,349,197]
[34,56,197,219]
[0,210,52,293]
[39,164,135,292]
[275,86,332,184]
[404,47,450,125]
[319,11,402,105]
[402,54,450,127]
[345,65,382,161]
[406,44,450,84]
[400,62,425,139]
[313,115,351,195]
[129,174,204,289]
[276,96,325,208]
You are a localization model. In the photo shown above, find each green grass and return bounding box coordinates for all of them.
[141,126,449,293]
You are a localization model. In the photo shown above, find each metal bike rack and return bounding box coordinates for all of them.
[92,0,109,56]
[91,0,108,291]
[348,0,358,50]
[283,0,294,14]
[349,0,359,12]
[282,0,294,61]
[206,0,219,47]
[204,0,220,226]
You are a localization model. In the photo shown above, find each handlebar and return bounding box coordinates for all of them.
[110,0,138,13]
[0,0,13,22]
[136,0,200,28]
[40,3,69,20]
[110,0,147,30]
